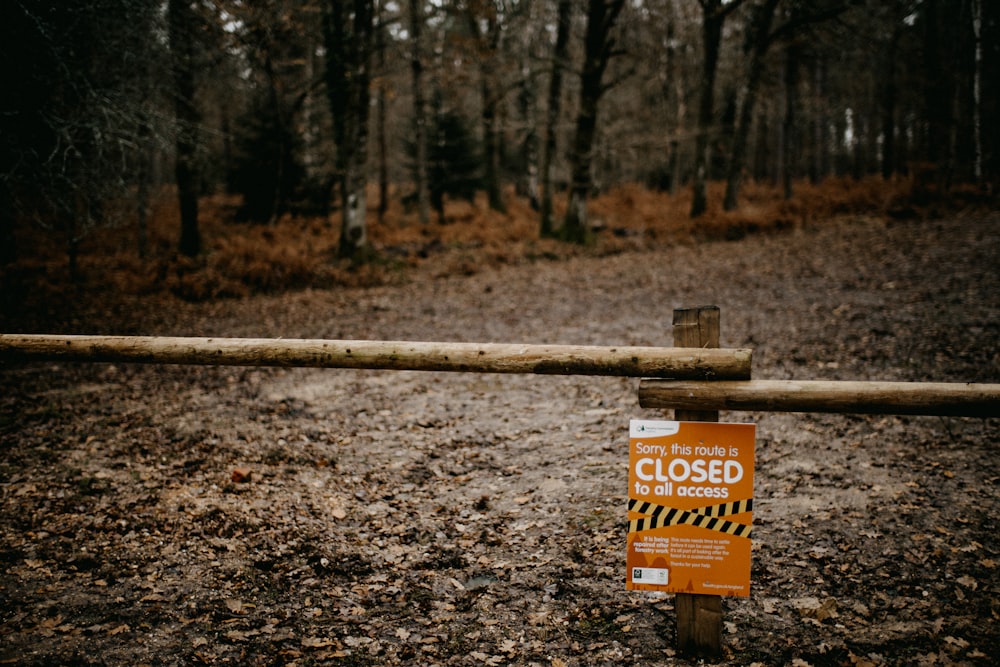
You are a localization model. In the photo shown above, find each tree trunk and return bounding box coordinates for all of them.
[810,56,827,183]
[563,81,600,242]
[880,27,900,180]
[481,74,506,213]
[754,100,772,183]
[690,1,740,218]
[540,0,572,237]
[168,0,201,258]
[325,0,374,260]
[923,0,949,167]
[136,119,153,260]
[467,2,505,213]
[665,19,684,196]
[782,44,799,200]
[724,0,779,212]
[972,0,983,183]
[517,56,540,210]
[562,0,624,243]
[342,0,373,259]
[410,0,430,224]
[263,53,286,225]
[376,6,389,223]
[515,2,541,210]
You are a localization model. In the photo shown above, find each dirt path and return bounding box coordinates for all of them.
[1,213,998,666]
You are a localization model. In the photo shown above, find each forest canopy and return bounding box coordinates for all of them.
[0,0,996,275]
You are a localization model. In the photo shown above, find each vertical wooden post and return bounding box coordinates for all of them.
[672,306,723,658]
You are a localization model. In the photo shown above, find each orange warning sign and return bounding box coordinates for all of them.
[626,419,755,597]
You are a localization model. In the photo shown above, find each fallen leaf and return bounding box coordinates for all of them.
[791,597,838,621]
[302,637,338,648]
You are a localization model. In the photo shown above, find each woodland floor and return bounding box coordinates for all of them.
[1,202,999,666]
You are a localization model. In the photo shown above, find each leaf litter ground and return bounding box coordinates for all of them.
[1,212,998,666]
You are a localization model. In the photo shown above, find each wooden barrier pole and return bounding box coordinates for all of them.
[671,307,724,658]
[639,379,1000,418]
[0,334,752,379]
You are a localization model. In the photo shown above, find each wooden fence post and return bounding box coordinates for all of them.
[672,306,724,658]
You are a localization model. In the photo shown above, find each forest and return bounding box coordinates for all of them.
[2,3,1000,665]
[0,0,997,308]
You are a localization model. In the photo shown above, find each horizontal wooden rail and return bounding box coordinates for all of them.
[0,334,752,379]
[639,379,1000,418]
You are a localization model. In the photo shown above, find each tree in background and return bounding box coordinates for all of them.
[0,1,164,270]
[562,0,626,243]
[722,0,778,211]
[169,0,204,258]
[723,0,849,211]
[513,1,543,211]
[226,1,326,223]
[689,0,746,218]
[428,106,483,223]
[409,0,431,224]
[324,0,375,261]
[460,1,506,213]
[4,0,999,278]
[540,0,573,238]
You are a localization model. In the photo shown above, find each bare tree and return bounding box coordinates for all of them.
[169,0,203,257]
[1,1,165,269]
[690,0,746,218]
[540,0,572,237]
[971,0,983,183]
[723,0,779,210]
[464,0,507,213]
[324,0,375,260]
[562,0,626,243]
[410,0,431,224]
[374,1,390,223]
[514,0,542,211]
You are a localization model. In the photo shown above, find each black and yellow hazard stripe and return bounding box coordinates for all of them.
[627,498,753,538]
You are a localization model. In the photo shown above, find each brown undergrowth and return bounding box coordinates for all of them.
[0,176,991,327]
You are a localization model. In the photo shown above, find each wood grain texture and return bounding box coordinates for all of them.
[0,334,752,379]
[639,379,1000,417]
